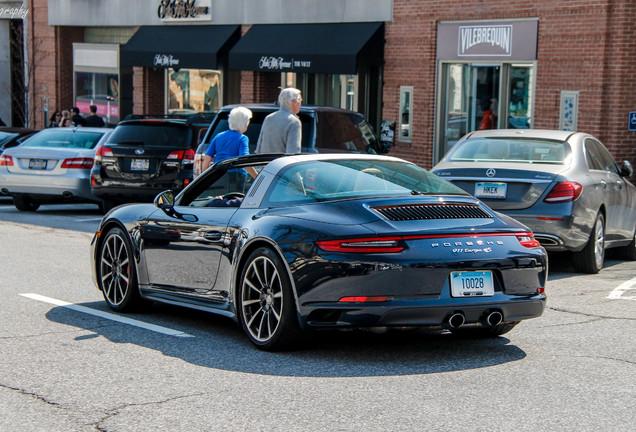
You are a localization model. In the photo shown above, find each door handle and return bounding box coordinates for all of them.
[600,180,607,189]
[203,232,223,241]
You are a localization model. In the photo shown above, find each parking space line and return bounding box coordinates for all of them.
[607,277,636,301]
[20,293,195,337]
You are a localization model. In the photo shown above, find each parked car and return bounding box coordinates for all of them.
[193,104,386,177]
[90,113,212,210]
[432,129,636,273]
[0,127,112,211]
[90,153,547,351]
[0,127,38,156]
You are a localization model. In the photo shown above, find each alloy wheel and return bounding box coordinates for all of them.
[100,231,131,307]
[593,217,605,270]
[241,255,284,342]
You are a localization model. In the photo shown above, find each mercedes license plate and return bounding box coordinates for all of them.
[131,159,149,171]
[475,182,507,199]
[28,159,47,170]
[450,271,494,297]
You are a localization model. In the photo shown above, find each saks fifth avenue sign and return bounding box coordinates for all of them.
[154,54,180,67]
[459,25,512,56]
[157,0,211,22]
[259,56,312,71]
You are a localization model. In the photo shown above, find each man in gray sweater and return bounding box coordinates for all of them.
[256,88,302,154]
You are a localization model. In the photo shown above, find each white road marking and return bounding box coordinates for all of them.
[20,293,195,337]
[607,277,636,301]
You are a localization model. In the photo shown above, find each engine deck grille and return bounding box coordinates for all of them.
[373,203,492,221]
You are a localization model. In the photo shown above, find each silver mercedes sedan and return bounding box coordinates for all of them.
[0,127,112,212]
[432,129,636,273]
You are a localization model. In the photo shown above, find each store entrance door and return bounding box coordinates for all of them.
[439,63,500,156]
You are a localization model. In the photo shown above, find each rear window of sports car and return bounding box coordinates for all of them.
[446,137,571,164]
[265,160,467,205]
[20,130,106,149]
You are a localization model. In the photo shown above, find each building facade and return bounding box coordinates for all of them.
[16,0,636,171]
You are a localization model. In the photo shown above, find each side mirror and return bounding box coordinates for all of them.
[154,190,175,211]
[620,161,633,177]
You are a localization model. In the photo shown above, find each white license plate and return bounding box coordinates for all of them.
[28,159,47,170]
[131,159,149,171]
[450,271,495,297]
[475,182,507,199]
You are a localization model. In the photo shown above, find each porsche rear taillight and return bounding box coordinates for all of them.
[316,237,405,253]
[61,158,94,169]
[0,155,13,166]
[544,181,582,203]
[318,232,542,253]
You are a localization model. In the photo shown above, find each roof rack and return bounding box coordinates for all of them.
[123,112,216,125]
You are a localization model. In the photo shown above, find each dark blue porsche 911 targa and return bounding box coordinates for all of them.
[91,153,546,350]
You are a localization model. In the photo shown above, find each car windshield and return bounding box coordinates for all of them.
[20,130,106,149]
[446,137,571,164]
[108,123,190,148]
[0,132,19,146]
[266,159,467,205]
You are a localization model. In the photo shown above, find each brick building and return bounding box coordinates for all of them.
[16,0,636,171]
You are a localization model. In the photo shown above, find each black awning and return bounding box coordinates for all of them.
[229,22,384,74]
[121,25,241,70]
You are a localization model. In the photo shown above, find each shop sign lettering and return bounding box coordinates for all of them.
[458,25,512,56]
[157,0,211,22]
[259,56,311,71]
[154,54,180,67]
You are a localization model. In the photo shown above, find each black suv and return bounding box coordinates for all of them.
[91,114,212,208]
[194,104,387,177]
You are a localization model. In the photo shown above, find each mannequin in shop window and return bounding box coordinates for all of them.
[478,98,497,130]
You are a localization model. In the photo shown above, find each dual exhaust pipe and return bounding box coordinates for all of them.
[447,310,503,329]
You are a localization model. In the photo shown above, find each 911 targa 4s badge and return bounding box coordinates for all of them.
[91,153,547,351]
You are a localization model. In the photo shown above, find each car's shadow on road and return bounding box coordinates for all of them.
[45,300,527,378]
[547,251,625,279]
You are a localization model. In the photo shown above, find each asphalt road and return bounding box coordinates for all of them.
[1,202,635,431]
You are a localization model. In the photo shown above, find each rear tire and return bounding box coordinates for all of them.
[573,212,605,274]
[13,194,40,212]
[238,247,302,351]
[97,227,142,312]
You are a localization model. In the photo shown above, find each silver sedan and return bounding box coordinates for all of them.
[0,127,112,212]
[432,129,636,273]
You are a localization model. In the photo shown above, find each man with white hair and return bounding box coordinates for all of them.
[255,87,302,154]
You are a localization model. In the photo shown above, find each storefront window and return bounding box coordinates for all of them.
[280,71,382,130]
[398,86,413,142]
[74,71,120,125]
[508,65,533,129]
[437,62,535,161]
[291,73,358,112]
[167,69,221,114]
